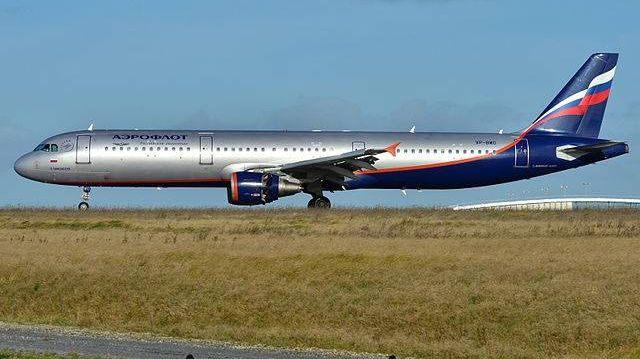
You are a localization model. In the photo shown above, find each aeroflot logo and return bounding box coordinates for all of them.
[112,134,188,140]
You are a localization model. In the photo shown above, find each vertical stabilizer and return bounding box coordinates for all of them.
[527,53,618,138]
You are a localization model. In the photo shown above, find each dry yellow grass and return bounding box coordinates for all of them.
[1,208,640,358]
[0,351,93,359]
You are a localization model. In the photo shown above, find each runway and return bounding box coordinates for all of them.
[0,322,382,359]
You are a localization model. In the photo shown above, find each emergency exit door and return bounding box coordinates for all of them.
[199,136,213,165]
[76,135,91,164]
[352,141,366,151]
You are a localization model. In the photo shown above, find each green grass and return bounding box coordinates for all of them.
[1,208,640,358]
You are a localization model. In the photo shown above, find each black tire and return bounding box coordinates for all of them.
[307,198,316,208]
[78,201,90,211]
[307,196,331,209]
[316,196,331,209]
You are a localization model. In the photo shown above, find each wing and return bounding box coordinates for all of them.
[256,142,400,186]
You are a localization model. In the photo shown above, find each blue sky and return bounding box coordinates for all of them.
[1,0,638,208]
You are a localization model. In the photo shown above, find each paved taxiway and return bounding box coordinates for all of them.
[0,322,382,359]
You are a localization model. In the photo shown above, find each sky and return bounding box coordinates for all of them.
[0,0,638,208]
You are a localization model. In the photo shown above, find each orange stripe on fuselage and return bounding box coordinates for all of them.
[360,89,610,175]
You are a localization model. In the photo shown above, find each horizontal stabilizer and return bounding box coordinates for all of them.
[560,141,625,157]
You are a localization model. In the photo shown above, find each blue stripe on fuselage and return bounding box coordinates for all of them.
[343,136,627,190]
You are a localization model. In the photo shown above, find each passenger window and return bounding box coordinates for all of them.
[426,149,430,153]
[232,148,235,151]
[456,149,459,154]
[134,147,138,151]
[411,149,415,153]
[322,148,326,152]
[105,147,109,151]
[300,148,304,152]
[149,147,153,151]
[246,148,250,152]
[179,147,183,151]
[186,147,190,151]
[254,148,258,152]
[157,147,161,151]
[463,149,467,154]
[120,147,124,151]
[315,148,319,152]
[418,149,422,153]
[216,147,220,151]
[448,149,452,154]
[470,149,474,154]
[142,147,146,151]
[261,148,265,152]
[127,147,131,151]
[172,147,176,151]
[292,148,296,152]
[307,148,311,152]
[272,147,276,152]
[239,148,243,152]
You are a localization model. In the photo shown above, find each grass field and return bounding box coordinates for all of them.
[1,208,640,358]
[0,350,94,359]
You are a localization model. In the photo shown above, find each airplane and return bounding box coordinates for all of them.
[14,53,628,209]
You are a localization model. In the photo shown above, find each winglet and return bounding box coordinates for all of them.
[385,142,401,157]
[88,123,94,131]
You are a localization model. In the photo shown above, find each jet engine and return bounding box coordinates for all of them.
[227,172,302,205]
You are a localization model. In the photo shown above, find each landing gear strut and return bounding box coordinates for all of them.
[307,196,331,209]
[78,186,91,210]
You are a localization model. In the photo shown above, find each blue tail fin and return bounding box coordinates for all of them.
[527,53,618,138]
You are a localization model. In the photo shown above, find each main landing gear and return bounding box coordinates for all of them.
[78,186,91,210]
[305,181,331,209]
[307,195,331,209]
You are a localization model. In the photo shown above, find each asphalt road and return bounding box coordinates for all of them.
[0,322,384,359]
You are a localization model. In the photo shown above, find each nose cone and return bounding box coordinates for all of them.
[14,154,31,179]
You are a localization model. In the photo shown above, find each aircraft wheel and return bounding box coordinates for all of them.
[308,196,331,209]
[78,201,90,211]
[307,198,316,208]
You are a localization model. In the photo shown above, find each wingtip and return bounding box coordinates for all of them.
[385,142,401,157]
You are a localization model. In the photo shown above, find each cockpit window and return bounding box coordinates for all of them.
[33,143,57,152]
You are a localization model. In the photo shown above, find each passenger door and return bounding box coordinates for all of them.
[76,135,91,164]
[199,136,214,165]
[514,139,529,168]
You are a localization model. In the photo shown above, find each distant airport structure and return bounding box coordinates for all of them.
[452,198,640,211]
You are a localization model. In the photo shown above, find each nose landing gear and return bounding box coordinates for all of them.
[78,186,91,210]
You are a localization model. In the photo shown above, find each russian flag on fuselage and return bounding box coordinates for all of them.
[527,53,618,138]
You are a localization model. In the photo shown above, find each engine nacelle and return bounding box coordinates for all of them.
[227,172,301,206]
